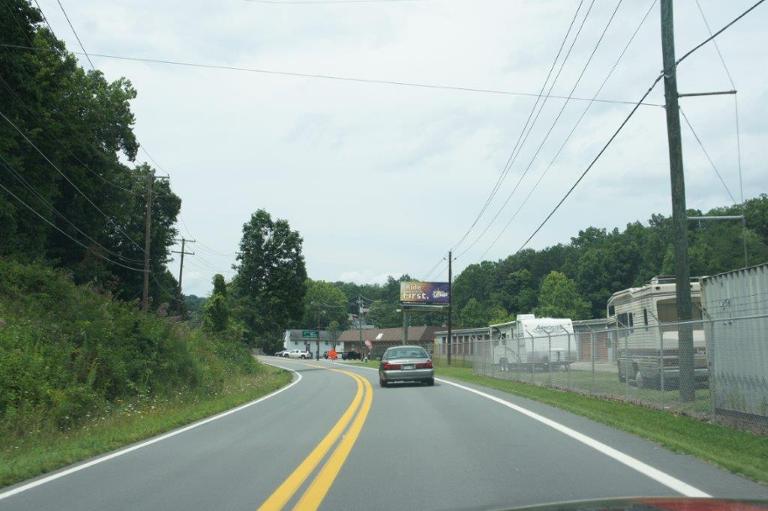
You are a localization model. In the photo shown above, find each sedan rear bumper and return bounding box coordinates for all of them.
[380,368,434,382]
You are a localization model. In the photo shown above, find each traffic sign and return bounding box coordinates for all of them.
[302,330,319,339]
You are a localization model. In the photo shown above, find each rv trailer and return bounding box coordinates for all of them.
[607,276,708,388]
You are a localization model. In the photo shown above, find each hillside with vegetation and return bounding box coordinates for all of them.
[0,2,303,485]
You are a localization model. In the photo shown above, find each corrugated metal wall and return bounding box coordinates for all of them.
[701,263,768,419]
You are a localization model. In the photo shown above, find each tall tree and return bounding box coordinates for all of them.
[302,280,349,329]
[203,274,229,333]
[232,210,306,351]
[536,271,590,319]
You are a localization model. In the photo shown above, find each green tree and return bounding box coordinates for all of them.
[212,274,227,296]
[203,274,229,333]
[368,300,400,328]
[487,305,513,325]
[0,3,181,311]
[232,210,307,352]
[302,280,348,329]
[536,271,590,319]
[459,298,487,327]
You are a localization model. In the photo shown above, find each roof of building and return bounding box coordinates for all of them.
[434,326,490,336]
[337,325,441,343]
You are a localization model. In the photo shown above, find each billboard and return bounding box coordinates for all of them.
[400,281,450,305]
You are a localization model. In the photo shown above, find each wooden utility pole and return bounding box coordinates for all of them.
[142,170,154,312]
[172,238,196,296]
[358,296,364,352]
[447,250,453,366]
[661,0,695,401]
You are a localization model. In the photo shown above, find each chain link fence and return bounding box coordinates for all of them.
[434,313,768,430]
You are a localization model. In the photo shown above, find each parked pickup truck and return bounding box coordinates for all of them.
[286,349,312,359]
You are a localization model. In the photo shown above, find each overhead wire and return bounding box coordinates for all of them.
[478,0,656,260]
[0,180,146,272]
[694,0,744,206]
[0,43,664,109]
[515,0,766,254]
[54,0,95,69]
[0,73,138,194]
[246,0,427,3]
[49,2,240,271]
[460,0,618,260]
[447,0,588,253]
[0,153,145,264]
[47,1,237,280]
[0,108,146,252]
[679,107,737,204]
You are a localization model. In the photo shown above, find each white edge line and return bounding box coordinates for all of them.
[0,362,302,501]
[334,362,709,498]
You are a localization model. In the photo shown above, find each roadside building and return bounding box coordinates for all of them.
[433,327,491,366]
[282,329,344,355]
[337,326,441,358]
[572,318,614,363]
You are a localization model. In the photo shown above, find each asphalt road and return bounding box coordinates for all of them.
[2,357,767,511]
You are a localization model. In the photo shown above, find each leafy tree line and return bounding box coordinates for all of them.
[0,1,181,311]
[300,196,768,331]
[451,196,768,326]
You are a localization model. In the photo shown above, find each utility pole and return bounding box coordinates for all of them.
[358,296,364,353]
[661,0,695,402]
[172,238,196,296]
[142,170,154,312]
[447,250,453,366]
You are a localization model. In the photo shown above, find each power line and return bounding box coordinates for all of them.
[518,74,664,253]
[448,0,588,254]
[45,1,181,202]
[675,0,766,68]
[54,0,95,69]
[478,0,657,260]
[0,108,146,252]
[461,0,620,260]
[0,43,664,109]
[0,154,145,264]
[0,179,146,272]
[679,107,737,204]
[515,0,766,255]
[0,73,138,194]
[246,0,426,3]
[694,0,744,208]
[32,0,56,35]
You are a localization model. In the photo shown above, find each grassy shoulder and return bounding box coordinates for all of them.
[0,364,291,487]
[0,259,295,488]
[340,360,768,484]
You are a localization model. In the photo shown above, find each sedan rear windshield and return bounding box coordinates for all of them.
[385,348,428,360]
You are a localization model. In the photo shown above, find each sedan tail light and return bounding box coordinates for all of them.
[382,362,402,370]
[416,360,433,369]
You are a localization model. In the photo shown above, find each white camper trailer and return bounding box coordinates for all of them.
[607,276,708,388]
[490,314,576,370]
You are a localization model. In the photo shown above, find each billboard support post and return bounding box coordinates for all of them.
[402,309,408,345]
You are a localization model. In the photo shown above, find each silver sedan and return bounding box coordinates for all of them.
[378,345,434,387]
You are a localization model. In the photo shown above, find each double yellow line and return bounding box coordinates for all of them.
[258,366,373,511]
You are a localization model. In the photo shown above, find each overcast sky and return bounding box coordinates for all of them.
[35,0,768,296]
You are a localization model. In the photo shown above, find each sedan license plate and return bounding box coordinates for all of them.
[402,364,415,370]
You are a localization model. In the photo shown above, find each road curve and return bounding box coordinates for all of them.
[1,357,766,511]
